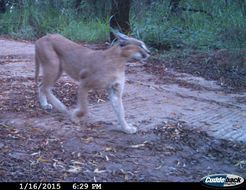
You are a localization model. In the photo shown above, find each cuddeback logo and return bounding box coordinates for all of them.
[201,174,245,188]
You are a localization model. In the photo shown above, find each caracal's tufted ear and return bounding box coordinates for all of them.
[139,42,150,54]
[111,29,150,54]
[111,30,130,46]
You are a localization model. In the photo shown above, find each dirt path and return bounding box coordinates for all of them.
[0,39,245,182]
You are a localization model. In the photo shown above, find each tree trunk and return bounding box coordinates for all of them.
[0,0,6,13]
[224,0,229,7]
[238,0,246,16]
[75,0,82,13]
[169,0,182,17]
[110,0,131,41]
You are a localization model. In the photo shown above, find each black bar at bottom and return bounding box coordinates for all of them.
[0,182,245,190]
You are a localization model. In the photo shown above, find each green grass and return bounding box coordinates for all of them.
[59,19,110,42]
[0,0,246,50]
[0,6,109,42]
[131,0,246,50]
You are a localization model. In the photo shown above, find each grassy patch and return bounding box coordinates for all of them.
[0,6,109,42]
[59,19,109,42]
[131,0,246,50]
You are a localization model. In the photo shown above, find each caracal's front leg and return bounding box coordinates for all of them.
[108,82,137,134]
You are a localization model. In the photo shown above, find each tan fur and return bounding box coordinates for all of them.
[35,33,149,134]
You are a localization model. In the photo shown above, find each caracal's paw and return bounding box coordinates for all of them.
[41,103,53,111]
[70,115,80,125]
[121,125,137,134]
[69,109,87,125]
[70,113,82,125]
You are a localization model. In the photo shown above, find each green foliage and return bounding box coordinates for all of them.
[131,0,246,50]
[59,19,110,42]
[0,0,110,42]
[0,0,246,50]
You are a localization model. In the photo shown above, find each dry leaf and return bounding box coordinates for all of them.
[53,159,65,170]
[31,151,40,156]
[89,161,97,166]
[37,156,49,163]
[83,137,94,143]
[94,168,106,173]
[97,98,105,103]
[125,174,128,181]
[235,160,246,168]
[45,139,49,145]
[233,124,241,129]
[0,123,11,128]
[129,141,148,148]
[105,147,116,152]
[105,155,109,161]
[67,165,82,173]
[120,169,126,174]
[105,147,112,151]
[30,128,42,133]
[12,129,19,134]
[129,144,145,148]
[71,160,84,165]
[155,165,162,170]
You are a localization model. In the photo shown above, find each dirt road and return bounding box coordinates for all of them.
[0,39,245,182]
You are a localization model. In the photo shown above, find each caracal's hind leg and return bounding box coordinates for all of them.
[37,53,68,114]
[36,53,53,111]
[38,82,53,111]
[70,81,89,124]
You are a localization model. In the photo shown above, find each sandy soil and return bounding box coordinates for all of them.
[0,39,245,182]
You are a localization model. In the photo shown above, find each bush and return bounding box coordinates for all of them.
[0,0,246,50]
[0,2,109,42]
[59,19,110,42]
[131,0,246,50]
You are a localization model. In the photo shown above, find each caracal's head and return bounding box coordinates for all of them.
[120,44,150,61]
[113,31,150,62]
